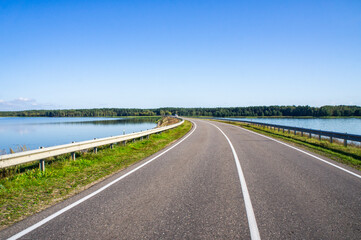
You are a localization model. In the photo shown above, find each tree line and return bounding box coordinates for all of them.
[0,105,360,118]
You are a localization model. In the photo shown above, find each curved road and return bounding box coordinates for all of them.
[1,119,361,239]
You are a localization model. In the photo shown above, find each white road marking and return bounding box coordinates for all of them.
[208,122,261,240]
[221,121,361,180]
[8,122,197,240]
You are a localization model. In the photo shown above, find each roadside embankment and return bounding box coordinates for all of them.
[215,120,361,171]
[157,116,180,127]
[0,120,192,230]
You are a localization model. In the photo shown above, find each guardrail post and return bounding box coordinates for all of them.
[140,136,143,141]
[344,139,347,147]
[288,129,290,134]
[282,128,284,133]
[147,135,150,140]
[39,159,45,171]
[71,142,76,160]
[133,138,135,143]
[93,138,98,153]
[309,133,312,138]
[319,134,321,141]
[330,137,333,143]
[301,131,303,137]
[123,141,126,146]
[39,147,45,171]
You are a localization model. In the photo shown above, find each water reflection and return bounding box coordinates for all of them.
[0,117,159,154]
[224,118,361,135]
[55,117,159,125]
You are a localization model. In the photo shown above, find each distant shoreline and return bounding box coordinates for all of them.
[218,116,361,119]
[0,105,360,118]
[1,116,361,119]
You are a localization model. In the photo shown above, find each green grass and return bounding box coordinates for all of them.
[0,121,192,229]
[215,120,361,170]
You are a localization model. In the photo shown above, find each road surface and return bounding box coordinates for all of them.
[1,118,360,239]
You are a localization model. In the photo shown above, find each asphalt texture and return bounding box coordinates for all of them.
[1,119,360,239]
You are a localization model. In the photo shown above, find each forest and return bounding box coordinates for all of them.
[0,105,360,118]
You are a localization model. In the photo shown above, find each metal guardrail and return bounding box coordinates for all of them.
[219,118,361,147]
[0,119,184,170]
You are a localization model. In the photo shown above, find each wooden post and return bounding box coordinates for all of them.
[330,137,333,143]
[344,139,347,147]
[319,134,321,141]
[94,147,97,154]
[309,133,312,138]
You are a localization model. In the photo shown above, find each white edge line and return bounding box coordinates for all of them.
[218,120,361,180]
[8,121,197,240]
[207,122,261,240]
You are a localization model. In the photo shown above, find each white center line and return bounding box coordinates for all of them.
[8,121,197,240]
[208,122,261,240]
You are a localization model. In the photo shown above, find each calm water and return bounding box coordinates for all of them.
[0,117,157,154]
[222,118,361,135]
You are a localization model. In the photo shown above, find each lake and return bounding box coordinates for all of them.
[221,118,361,135]
[0,117,158,155]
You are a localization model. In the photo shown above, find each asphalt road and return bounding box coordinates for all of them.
[1,119,360,239]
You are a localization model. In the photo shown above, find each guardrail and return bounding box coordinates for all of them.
[218,118,361,147]
[0,119,184,171]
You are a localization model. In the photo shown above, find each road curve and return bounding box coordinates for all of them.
[1,118,360,239]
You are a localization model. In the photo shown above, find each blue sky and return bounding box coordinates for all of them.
[0,0,360,110]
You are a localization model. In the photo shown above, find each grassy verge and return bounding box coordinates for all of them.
[0,120,192,230]
[215,120,361,171]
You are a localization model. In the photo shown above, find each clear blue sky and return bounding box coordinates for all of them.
[1,0,360,110]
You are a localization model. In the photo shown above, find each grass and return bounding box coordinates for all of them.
[215,120,361,171]
[0,120,192,230]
